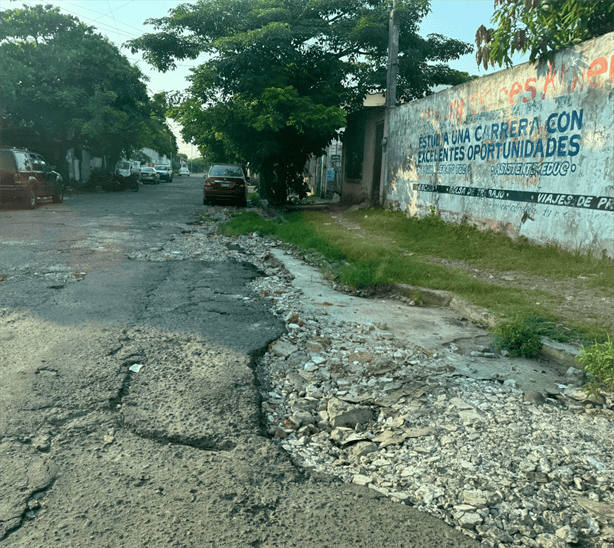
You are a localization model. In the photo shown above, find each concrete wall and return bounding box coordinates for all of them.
[386,33,614,256]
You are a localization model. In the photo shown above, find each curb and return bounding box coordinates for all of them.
[392,283,497,328]
[392,283,580,366]
[540,337,581,367]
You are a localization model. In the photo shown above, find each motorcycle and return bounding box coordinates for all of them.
[88,170,140,192]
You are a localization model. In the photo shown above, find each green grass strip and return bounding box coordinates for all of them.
[217,209,612,342]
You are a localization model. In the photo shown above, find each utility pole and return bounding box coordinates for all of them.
[379,1,400,206]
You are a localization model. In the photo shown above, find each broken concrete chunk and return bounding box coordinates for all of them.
[347,441,378,462]
[327,397,373,428]
[271,340,298,358]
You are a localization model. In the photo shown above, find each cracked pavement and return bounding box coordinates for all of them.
[0,182,478,547]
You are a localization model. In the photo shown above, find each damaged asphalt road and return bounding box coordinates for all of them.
[0,183,478,547]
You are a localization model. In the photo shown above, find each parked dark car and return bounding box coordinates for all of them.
[0,147,64,208]
[203,163,249,206]
[155,164,173,182]
[140,166,160,184]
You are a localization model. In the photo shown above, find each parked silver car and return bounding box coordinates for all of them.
[140,166,160,184]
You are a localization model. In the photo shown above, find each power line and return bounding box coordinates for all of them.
[16,0,200,69]
[19,0,143,39]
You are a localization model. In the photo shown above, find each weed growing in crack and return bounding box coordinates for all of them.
[492,315,543,358]
[576,336,614,399]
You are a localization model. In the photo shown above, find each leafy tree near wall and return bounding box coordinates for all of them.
[129,0,473,204]
[475,0,614,69]
[0,5,176,179]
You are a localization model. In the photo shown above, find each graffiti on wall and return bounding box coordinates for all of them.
[412,182,614,211]
[409,50,613,214]
[424,53,614,123]
[418,109,584,177]
[386,34,614,254]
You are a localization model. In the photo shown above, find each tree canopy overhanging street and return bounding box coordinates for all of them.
[0,4,177,179]
[128,0,475,204]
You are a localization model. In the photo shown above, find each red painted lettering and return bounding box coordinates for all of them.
[523,77,537,103]
[449,99,464,122]
[587,56,607,87]
[509,81,522,104]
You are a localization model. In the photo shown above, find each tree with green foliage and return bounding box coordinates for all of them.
[475,0,614,69]
[129,0,473,204]
[0,5,176,179]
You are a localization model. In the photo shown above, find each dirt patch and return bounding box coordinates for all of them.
[427,256,613,335]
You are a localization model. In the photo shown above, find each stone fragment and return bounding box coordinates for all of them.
[576,497,614,523]
[482,527,514,543]
[33,434,51,452]
[404,427,435,438]
[292,398,318,412]
[327,398,373,428]
[367,357,396,375]
[285,311,299,324]
[347,351,373,363]
[305,340,325,352]
[373,430,405,448]
[341,432,369,445]
[463,491,488,508]
[305,385,322,398]
[373,389,411,407]
[449,397,474,410]
[291,411,314,427]
[329,427,353,444]
[458,409,484,423]
[536,533,568,548]
[524,391,546,406]
[568,388,601,403]
[458,512,482,529]
[347,441,378,462]
[368,484,389,495]
[555,525,578,543]
[286,371,307,390]
[352,474,372,486]
[415,484,444,505]
[271,340,298,358]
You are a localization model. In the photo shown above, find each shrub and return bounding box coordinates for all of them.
[575,336,614,398]
[248,191,261,207]
[492,315,543,358]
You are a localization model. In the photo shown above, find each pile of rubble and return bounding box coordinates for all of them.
[257,318,613,548]
[147,213,614,548]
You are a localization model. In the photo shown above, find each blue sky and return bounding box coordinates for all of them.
[13,0,528,154]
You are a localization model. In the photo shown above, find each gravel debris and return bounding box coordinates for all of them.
[146,210,614,548]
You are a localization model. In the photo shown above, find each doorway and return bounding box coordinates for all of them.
[371,122,384,204]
